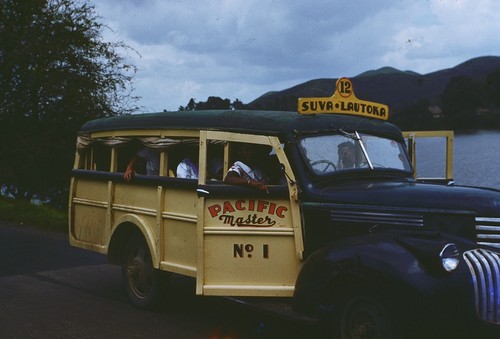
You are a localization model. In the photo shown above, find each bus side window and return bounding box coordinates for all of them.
[77,148,91,170]
[93,143,111,171]
[117,144,139,174]
[76,144,108,170]
[165,145,180,178]
[207,143,224,181]
[175,144,199,179]
[224,142,272,184]
[265,152,286,185]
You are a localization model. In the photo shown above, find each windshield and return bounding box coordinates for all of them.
[299,132,412,176]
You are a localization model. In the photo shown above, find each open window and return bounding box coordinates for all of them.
[76,133,203,178]
[403,131,454,184]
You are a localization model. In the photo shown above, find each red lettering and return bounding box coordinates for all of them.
[276,206,288,218]
[268,202,276,215]
[208,200,288,220]
[223,201,235,214]
[235,200,245,211]
[257,200,269,212]
[208,204,221,217]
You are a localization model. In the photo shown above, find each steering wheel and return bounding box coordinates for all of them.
[311,159,337,173]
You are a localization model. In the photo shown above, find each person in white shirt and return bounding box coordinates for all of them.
[176,156,198,179]
[224,143,269,192]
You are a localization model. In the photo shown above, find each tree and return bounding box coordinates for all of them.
[186,98,196,111]
[486,68,500,108]
[203,96,231,110]
[440,76,483,129]
[390,99,434,131]
[231,98,245,110]
[0,0,139,204]
[179,97,240,111]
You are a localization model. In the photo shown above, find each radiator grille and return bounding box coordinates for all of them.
[463,249,500,324]
[331,210,423,227]
[476,217,500,249]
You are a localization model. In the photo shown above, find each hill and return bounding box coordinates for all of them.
[246,56,500,112]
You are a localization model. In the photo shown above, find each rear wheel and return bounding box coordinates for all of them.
[121,234,166,309]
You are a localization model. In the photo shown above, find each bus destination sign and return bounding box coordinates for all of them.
[298,77,389,120]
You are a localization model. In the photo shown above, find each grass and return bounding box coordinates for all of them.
[0,196,67,233]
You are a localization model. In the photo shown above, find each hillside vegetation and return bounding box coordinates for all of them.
[246,56,500,130]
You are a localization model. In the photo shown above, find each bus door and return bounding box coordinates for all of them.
[195,131,303,297]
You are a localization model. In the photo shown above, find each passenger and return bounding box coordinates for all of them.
[176,145,224,180]
[177,157,198,179]
[177,156,224,180]
[124,146,160,180]
[224,143,269,192]
[176,146,199,179]
[337,141,355,169]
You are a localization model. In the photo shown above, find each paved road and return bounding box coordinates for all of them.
[0,221,318,338]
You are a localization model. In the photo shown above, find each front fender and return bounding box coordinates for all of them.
[293,232,474,321]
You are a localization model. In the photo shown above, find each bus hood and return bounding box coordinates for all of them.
[307,180,500,216]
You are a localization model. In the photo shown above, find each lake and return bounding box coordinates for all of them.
[413,130,500,190]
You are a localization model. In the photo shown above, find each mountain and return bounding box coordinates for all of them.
[246,56,500,112]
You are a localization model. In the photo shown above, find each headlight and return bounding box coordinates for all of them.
[440,243,460,272]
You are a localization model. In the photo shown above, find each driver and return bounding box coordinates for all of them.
[337,141,355,169]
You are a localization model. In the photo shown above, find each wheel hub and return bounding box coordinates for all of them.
[127,257,143,278]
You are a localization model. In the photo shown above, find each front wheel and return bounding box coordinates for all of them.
[121,234,167,309]
[339,295,394,339]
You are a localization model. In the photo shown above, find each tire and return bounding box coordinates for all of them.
[338,294,396,339]
[121,234,167,309]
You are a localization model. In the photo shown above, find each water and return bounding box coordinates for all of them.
[413,130,500,190]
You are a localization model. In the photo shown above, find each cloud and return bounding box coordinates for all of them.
[93,0,500,112]
[380,0,500,73]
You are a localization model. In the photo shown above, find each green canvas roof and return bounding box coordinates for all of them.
[79,110,403,141]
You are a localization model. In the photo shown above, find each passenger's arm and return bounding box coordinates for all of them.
[224,171,268,192]
[124,155,138,181]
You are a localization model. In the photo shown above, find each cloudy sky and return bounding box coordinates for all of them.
[93,0,500,112]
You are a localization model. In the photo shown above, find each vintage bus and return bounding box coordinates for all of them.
[69,78,500,338]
